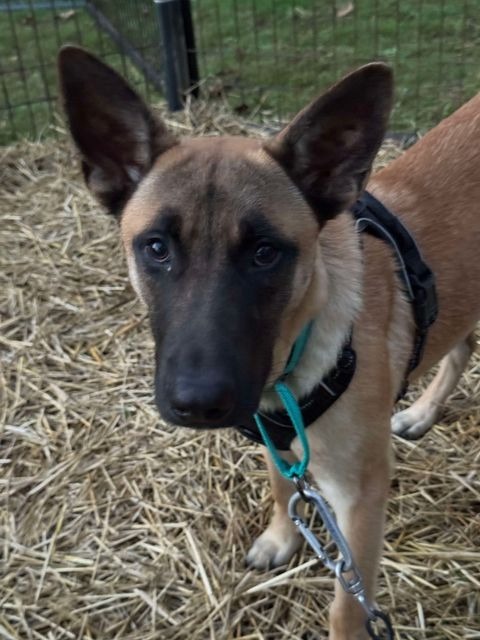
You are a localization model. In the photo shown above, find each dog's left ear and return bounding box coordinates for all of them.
[264,63,393,223]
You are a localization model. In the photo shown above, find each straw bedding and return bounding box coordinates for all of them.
[1,104,479,640]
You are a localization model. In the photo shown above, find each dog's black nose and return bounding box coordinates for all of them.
[169,375,235,425]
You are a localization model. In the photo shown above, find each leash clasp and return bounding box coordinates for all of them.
[288,481,394,639]
[288,481,355,573]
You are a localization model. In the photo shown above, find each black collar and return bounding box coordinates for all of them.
[236,337,356,450]
[235,190,438,451]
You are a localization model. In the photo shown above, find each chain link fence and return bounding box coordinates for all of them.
[1,0,479,144]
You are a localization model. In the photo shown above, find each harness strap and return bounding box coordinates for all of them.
[351,191,438,390]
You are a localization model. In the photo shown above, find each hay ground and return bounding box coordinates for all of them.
[1,105,479,640]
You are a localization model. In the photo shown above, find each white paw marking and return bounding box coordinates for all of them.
[246,526,302,569]
[391,406,438,440]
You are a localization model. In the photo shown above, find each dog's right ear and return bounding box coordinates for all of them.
[58,46,177,217]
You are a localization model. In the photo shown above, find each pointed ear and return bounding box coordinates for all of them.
[264,63,393,223]
[58,46,177,216]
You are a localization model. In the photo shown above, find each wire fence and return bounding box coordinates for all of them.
[0,0,163,144]
[193,0,480,132]
[1,0,479,144]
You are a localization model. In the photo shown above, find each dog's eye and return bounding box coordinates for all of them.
[145,238,170,263]
[253,243,280,267]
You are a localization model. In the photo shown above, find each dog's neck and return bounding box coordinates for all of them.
[259,212,363,412]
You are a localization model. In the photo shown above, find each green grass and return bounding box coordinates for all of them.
[194,0,480,131]
[1,0,480,143]
[0,5,158,144]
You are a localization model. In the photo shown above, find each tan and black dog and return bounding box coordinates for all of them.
[58,46,480,639]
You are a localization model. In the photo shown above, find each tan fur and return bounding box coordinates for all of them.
[60,49,479,639]
[392,333,476,438]
[248,95,480,639]
[261,211,364,409]
[120,102,479,640]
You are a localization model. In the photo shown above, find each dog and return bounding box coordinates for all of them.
[58,46,479,639]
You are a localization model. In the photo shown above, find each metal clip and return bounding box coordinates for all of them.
[288,481,394,640]
[288,482,355,572]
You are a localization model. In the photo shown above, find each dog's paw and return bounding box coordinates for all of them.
[391,405,438,440]
[246,525,302,569]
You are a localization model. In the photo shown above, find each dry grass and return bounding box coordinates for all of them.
[1,104,479,640]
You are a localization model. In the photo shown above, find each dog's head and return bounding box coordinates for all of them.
[58,47,392,428]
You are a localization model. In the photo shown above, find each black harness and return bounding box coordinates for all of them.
[236,190,438,451]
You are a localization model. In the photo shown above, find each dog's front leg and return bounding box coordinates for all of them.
[246,447,303,568]
[306,421,391,640]
[246,415,391,639]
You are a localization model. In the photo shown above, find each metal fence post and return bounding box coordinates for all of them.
[153,0,199,111]
[180,0,199,98]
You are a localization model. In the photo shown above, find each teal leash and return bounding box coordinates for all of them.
[253,321,313,480]
[252,322,394,640]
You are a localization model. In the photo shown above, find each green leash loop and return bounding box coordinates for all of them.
[254,322,313,479]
